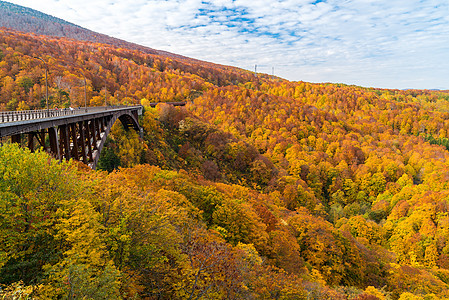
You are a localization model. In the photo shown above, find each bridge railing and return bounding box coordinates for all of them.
[0,106,133,123]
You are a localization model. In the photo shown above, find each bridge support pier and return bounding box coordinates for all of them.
[60,124,70,161]
[48,127,60,161]
[11,134,21,145]
[78,121,87,163]
[27,133,34,152]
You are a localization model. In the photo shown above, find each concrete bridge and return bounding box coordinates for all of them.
[0,106,143,169]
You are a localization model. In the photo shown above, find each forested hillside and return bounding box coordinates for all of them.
[1,27,449,299]
[0,0,209,61]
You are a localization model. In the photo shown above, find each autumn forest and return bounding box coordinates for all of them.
[1,27,449,299]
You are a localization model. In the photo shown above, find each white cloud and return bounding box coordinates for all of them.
[5,0,449,89]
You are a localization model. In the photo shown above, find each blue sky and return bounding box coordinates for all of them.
[7,0,449,89]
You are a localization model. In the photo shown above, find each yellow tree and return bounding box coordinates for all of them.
[0,144,80,285]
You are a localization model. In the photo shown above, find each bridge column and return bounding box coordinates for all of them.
[11,134,21,145]
[99,118,105,132]
[84,120,94,162]
[27,133,34,152]
[78,121,88,163]
[90,120,98,150]
[59,125,71,161]
[37,129,47,152]
[70,123,79,160]
[48,127,60,161]
[95,119,101,140]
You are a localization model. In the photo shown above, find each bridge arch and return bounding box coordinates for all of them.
[118,112,140,131]
[89,110,141,169]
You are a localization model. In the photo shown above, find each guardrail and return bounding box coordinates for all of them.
[0,106,131,123]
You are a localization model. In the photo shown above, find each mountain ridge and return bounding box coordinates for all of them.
[0,0,78,27]
[0,0,205,62]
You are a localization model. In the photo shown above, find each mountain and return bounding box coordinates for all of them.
[0,0,263,82]
[0,0,192,60]
[0,0,76,27]
[2,2,449,300]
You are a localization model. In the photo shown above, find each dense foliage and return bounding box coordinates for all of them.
[1,28,449,299]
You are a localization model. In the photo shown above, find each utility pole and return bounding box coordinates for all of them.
[35,57,49,117]
[255,64,257,77]
[83,73,87,112]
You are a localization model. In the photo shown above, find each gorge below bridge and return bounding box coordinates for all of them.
[0,102,185,169]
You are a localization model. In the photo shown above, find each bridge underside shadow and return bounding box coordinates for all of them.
[4,108,141,169]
